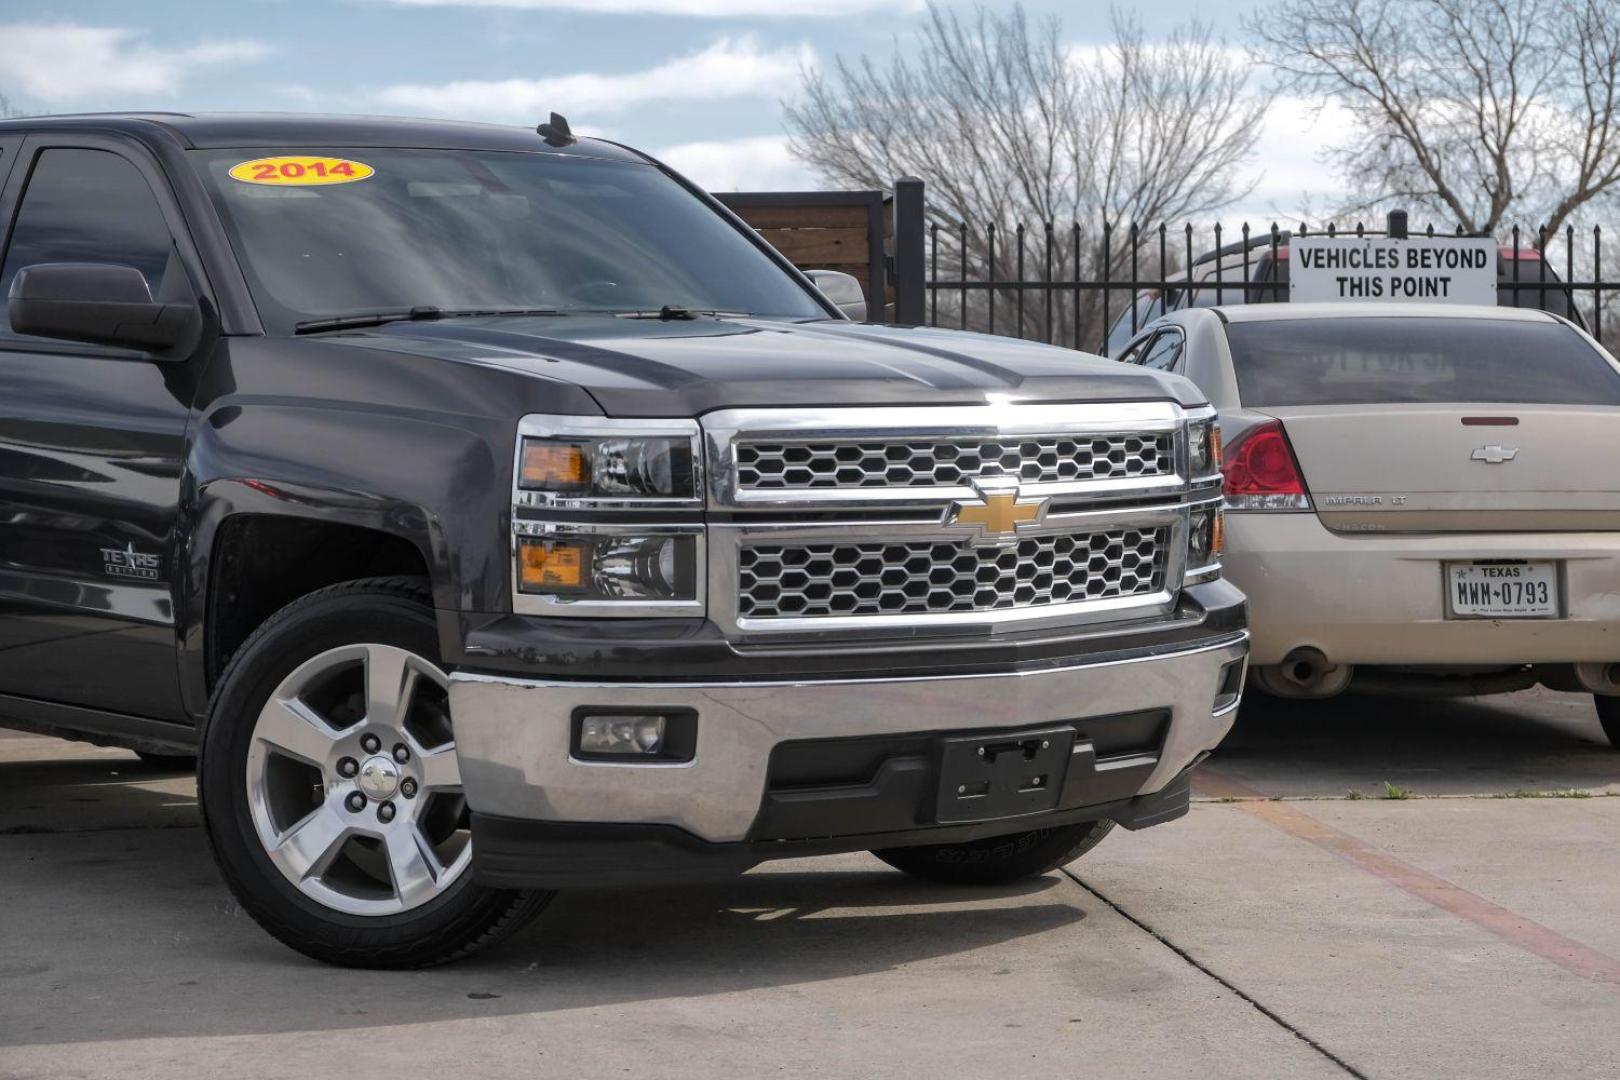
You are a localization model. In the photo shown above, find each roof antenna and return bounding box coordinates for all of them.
[537,112,576,148]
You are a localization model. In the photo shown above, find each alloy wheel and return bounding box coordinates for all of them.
[245,643,471,916]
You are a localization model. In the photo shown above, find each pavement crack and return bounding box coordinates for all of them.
[1060,867,1370,1080]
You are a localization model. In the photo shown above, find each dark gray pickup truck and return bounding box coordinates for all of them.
[0,113,1246,967]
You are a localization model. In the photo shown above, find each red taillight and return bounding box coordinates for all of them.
[1499,245,1542,261]
[1222,420,1311,510]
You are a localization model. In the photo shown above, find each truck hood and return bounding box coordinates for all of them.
[329,314,1203,416]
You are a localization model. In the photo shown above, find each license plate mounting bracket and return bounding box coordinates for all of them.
[935,725,1076,824]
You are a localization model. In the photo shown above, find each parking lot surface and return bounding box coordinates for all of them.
[4,687,1619,1079]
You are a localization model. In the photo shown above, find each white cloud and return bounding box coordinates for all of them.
[0,24,269,104]
[381,0,918,14]
[376,35,814,121]
[1223,95,1357,226]
[654,134,815,191]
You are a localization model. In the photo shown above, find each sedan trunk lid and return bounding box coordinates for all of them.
[1262,404,1620,532]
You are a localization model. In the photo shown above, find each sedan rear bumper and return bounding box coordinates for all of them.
[1226,514,1620,666]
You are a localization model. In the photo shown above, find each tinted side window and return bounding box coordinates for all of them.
[1106,291,1169,356]
[1139,329,1184,371]
[1224,317,1620,406]
[1190,262,1246,308]
[1250,253,1288,304]
[0,148,174,341]
[1115,333,1151,365]
[1497,256,1574,319]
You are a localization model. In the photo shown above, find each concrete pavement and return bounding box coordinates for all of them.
[3,689,1619,1079]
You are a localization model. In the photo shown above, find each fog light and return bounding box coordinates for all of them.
[572,708,698,762]
[580,714,666,755]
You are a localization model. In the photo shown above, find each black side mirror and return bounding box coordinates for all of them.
[8,263,199,355]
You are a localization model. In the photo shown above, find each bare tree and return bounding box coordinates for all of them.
[783,2,1267,343]
[1249,0,1620,240]
[0,92,26,120]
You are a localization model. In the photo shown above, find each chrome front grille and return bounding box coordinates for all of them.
[736,433,1173,491]
[702,403,1213,637]
[738,527,1169,619]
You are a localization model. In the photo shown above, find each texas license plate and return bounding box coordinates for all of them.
[1446,561,1560,619]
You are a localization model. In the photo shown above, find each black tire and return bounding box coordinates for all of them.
[872,820,1115,886]
[1596,695,1620,750]
[134,750,196,770]
[198,576,551,968]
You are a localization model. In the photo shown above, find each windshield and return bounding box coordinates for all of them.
[194,147,825,332]
[1224,317,1620,407]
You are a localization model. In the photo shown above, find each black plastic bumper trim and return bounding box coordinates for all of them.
[470,760,1201,890]
[749,710,1168,841]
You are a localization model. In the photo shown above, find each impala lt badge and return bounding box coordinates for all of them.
[1471,445,1519,464]
[944,478,1049,543]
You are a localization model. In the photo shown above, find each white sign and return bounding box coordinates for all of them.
[1291,236,1498,305]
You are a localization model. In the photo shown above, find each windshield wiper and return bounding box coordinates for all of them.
[610,305,752,321]
[294,306,565,334]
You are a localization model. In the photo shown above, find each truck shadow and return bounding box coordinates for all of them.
[1207,687,1620,798]
[0,741,1093,1047]
[0,749,200,834]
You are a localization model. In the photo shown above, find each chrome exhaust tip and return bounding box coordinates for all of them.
[1253,647,1354,699]
[1573,662,1620,695]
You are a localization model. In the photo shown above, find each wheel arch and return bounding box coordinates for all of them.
[178,397,516,719]
[202,512,435,685]
[181,492,458,720]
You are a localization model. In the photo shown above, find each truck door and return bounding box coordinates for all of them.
[0,135,209,725]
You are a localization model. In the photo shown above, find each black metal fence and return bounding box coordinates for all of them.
[882,188,1620,354]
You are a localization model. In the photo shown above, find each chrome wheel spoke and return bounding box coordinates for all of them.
[385,824,443,906]
[416,744,462,792]
[364,645,417,727]
[254,696,341,766]
[274,805,352,881]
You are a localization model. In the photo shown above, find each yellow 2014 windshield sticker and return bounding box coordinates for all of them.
[228,156,375,186]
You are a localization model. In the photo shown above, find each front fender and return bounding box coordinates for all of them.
[179,405,507,715]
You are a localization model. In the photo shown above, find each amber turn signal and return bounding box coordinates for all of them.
[521,441,588,492]
[1208,426,1223,471]
[518,539,589,592]
[1211,509,1225,555]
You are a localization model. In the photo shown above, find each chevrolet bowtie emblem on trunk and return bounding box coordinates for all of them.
[945,479,1049,542]
[1471,445,1519,464]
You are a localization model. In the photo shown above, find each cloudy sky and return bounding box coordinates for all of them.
[0,0,1351,223]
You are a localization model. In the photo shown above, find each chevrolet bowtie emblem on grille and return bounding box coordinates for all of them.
[945,479,1049,543]
[1471,445,1519,464]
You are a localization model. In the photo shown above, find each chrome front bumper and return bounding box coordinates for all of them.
[450,632,1248,844]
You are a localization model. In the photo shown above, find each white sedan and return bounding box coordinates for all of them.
[1114,302,1620,747]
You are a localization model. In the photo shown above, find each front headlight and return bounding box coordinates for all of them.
[1184,506,1224,583]
[520,435,696,500]
[512,416,706,616]
[517,531,700,603]
[1188,418,1221,477]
